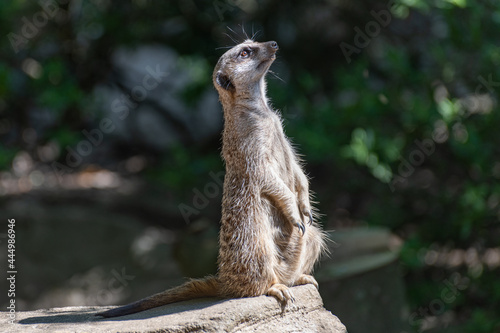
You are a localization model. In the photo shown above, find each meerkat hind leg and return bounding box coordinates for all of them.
[294,274,319,289]
[267,283,295,303]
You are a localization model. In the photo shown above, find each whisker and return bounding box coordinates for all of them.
[240,23,249,40]
[227,25,238,35]
[268,70,285,83]
[215,45,235,50]
[251,29,261,41]
[224,31,239,44]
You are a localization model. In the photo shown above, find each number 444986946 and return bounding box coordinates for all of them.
[7,219,15,270]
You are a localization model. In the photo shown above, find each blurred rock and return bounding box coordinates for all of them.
[317,227,410,333]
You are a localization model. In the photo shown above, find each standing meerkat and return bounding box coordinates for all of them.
[96,39,326,318]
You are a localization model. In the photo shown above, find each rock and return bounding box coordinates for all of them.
[2,285,346,333]
[317,228,409,333]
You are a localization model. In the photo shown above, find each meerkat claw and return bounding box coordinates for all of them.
[296,221,306,235]
[287,290,296,303]
[308,211,313,225]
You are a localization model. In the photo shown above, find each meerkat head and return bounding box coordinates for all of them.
[213,40,279,96]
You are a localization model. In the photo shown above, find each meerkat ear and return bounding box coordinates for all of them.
[216,71,234,91]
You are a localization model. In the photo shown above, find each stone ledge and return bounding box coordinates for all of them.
[1,285,346,333]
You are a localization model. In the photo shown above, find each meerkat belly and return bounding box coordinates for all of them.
[219,177,277,296]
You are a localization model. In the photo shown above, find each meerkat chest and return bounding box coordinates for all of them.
[263,117,296,178]
[223,111,295,174]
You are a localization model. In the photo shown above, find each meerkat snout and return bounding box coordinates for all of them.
[260,41,278,60]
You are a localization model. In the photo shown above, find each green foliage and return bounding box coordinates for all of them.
[48,128,81,149]
[464,310,500,333]
[177,56,213,108]
[146,145,223,193]
[0,147,17,170]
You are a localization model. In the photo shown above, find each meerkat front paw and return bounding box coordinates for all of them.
[298,201,314,226]
[297,193,314,227]
[288,201,307,235]
[283,203,306,235]
[294,167,313,226]
[292,198,311,235]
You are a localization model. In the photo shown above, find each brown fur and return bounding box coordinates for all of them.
[96,40,326,318]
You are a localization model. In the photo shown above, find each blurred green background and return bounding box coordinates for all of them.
[1,0,499,332]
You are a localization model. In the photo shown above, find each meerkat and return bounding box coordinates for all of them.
[96,39,326,318]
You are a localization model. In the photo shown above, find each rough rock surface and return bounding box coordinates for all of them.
[1,285,346,333]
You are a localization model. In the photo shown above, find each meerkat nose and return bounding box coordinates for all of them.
[270,41,278,49]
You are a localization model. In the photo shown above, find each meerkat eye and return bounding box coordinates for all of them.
[239,49,251,58]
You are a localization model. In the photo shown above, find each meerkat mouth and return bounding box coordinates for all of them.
[257,56,276,70]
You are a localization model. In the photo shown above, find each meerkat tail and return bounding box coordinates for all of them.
[96,276,219,318]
